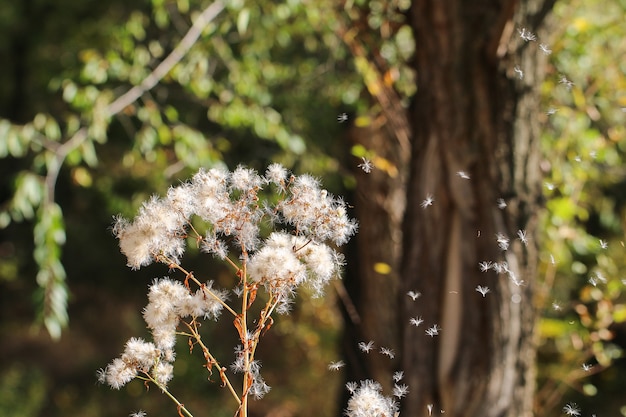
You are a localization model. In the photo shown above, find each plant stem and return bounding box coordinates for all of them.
[165,260,238,317]
[147,374,194,417]
[240,255,249,417]
[181,321,241,405]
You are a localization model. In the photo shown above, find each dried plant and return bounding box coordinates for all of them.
[98,164,358,417]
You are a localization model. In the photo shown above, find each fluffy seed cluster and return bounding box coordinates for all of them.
[275,174,358,246]
[98,337,160,389]
[247,232,343,300]
[230,345,271,399]
[143,278,226,350]
[345,380,398,417]
[103,165,357,392]
[113,164,356,271]
[99,278,227,390]
[113,164,355,302]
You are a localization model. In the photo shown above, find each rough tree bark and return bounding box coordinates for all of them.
[343,116,410,392]
[399,1,554,417]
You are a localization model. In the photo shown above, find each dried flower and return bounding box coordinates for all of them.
[358,341,375,353]
[540,43,552,54]
[426,324,441,337]
[563,402,581,416]
[475,285,490,297]
[421,194,434,208]
[103,164,359,415]
[517,27,537,41]
[407,290,421,300]
[358,157,374,173]
[345,380,397,417]
[380,347,395,359]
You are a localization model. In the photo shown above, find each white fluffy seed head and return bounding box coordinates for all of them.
[265,163,288,189]
[247,232,345,298]
[153,361,174,388]
[143,278,188,328]
[277,178,357,246]
[345,380,397,417]
[300,243,338,296]
[113,164,357,271]
[113,194,188,269]
[230,165,263,191]
[121,337,158,372]
[104,358,138,390]
[191,168,232,225]
[178,285,225,320]
[150,325,177,351]
[166,183,195,218]
[247,233,308,295]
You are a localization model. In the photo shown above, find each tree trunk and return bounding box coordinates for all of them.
[400,1,553,416]
[343,116,409,393]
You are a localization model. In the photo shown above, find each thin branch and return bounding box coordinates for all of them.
[44,0,225,206]
[45,128,88,206]
[146,373,195,417]
[163,258,238,317]
[106,1,225,116]
[181,320,241,404]
[333,279,361,325]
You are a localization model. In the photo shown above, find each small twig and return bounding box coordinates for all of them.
[333,280,361,325]
[105,1,225,116]
[181,321,241,404]
[239,255,250,417]
[146,373,195,417]
[163,258,238,317]
[43,0,225,206]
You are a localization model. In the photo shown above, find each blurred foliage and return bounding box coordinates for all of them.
[536,0,626,415]
[0,0,415,340]
[0,0,358,338]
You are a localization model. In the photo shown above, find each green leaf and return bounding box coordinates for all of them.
[237,8,250,35]
[0,120,10,157]
[30,203,68,339]
[539,318,572,338]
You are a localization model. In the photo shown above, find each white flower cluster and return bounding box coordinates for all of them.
[274,173,358,246]
[113,164,356,269]
[102,164,358,394]
[97,336,164,390]
[143,278,227,350]
[99,278,227,390]
[345,380,398,417]
[248,232,342,303]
